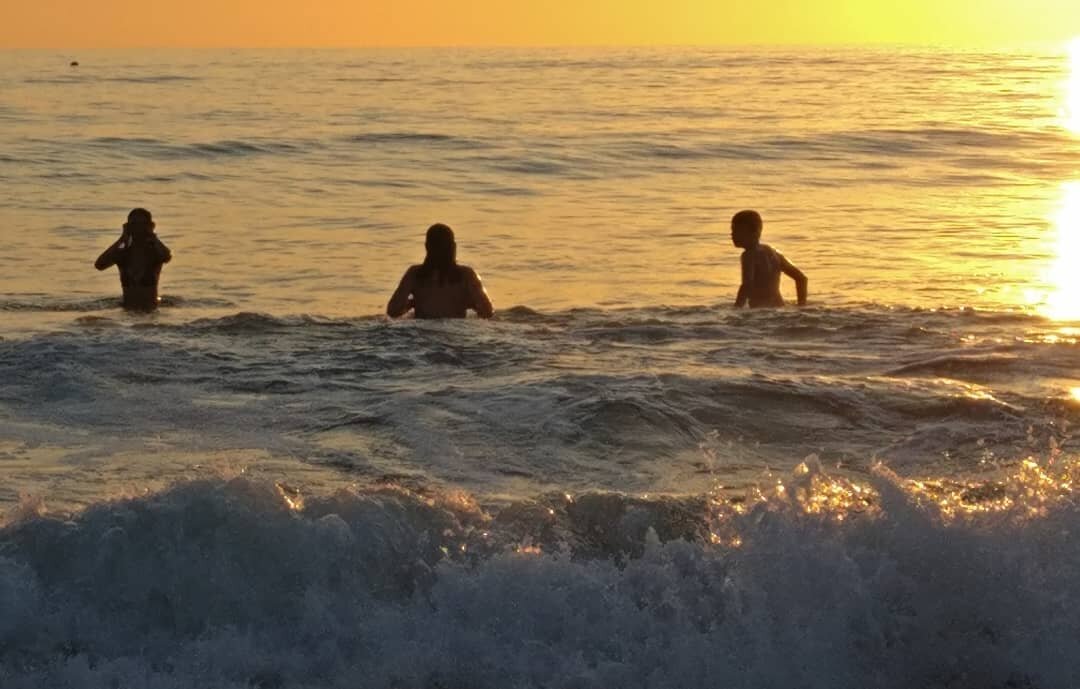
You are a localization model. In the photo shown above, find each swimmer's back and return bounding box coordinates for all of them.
[407,264,493,319]
[744,244,785,308]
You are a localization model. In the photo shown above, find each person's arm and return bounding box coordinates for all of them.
[779,255,807,306]
[387,267,417,318]
[154,236,172,264]
[734,251,753,307]
[465,268,494,318]
[94,234,128,270]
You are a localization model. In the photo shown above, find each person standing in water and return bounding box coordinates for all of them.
[730,209,807,308]
[94,208,172,311]
[387,223,494,319]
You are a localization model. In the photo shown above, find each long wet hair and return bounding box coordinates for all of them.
[416,223,463,285]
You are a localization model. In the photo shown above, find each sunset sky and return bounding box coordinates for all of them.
[3,1,1079,49]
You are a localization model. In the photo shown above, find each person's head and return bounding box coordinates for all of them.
[419,223,462,284]
[730,210,762,249]
[124,208,155,238]
[424,223,457,266]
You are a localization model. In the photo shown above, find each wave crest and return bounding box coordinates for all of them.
[2,459,1079,688]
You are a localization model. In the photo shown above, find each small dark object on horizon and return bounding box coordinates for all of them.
[70,61,79,67]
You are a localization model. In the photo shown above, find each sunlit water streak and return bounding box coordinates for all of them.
[1046,182,1080,320]
[1065,37,1080,132]
[1042,38,1080,321]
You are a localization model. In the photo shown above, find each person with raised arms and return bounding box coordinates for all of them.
[95,208,173,311]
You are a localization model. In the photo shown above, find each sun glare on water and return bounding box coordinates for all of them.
[1041,40,1080,321]
[1045,183,1080,321]
[1066,38,1080,133]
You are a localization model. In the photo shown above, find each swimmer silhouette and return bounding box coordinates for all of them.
[95,208,172,310]
[730,210,807,307]
[387,223,494,319]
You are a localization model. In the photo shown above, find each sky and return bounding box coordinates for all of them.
[2,0,1079,49]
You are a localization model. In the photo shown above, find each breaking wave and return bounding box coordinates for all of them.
[1,458,1078,688]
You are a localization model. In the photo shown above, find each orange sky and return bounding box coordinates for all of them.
[3,1,1078,49]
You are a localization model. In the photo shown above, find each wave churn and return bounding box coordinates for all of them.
[2,455,1078,689]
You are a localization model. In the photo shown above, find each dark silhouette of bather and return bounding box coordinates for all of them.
[730,210,807,307]
[387,223,494,319]
[95,208,172,310]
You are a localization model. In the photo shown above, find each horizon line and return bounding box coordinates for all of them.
[0,39,1066,53]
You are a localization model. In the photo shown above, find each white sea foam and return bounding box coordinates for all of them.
[1,458,1078,688]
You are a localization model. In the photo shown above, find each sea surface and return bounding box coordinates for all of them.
[1,46,1080,688]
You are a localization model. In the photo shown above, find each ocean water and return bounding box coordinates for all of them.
[1,47,1080,688]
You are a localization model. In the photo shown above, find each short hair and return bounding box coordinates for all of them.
[731,210,762,233]
[127,208,153,225]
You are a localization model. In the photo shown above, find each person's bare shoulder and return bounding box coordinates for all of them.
[758,244,786,263]
[458,265,482,280]
[459,265,493,318]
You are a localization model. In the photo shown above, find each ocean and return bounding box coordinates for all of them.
[1,46,1079,688]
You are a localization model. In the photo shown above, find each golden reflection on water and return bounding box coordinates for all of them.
[1066,38,1080,133]
[1045,182,1080,320]
[1042,41,1080,320]
[275,482,304,512]
[705,449,1080,543]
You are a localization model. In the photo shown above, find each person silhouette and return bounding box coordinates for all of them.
[387,223,494,319]
[95,208,172,310]
[730,210,807,307]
